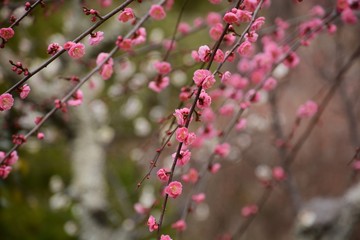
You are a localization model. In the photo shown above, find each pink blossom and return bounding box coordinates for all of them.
[224,33,236,46]
[171,219,187,231]
[236,118,247,131]
[284,51,300,68]
[219,104,234,116]
[149,5,166,20]
[245,31,258,43]
[229,73,248,89]
[96,52,114,66]
[209,23,223,40]
[207,12,222,26]
[63,41,75,51]
[327,24,337,34]
[341,8,358,24]
[160,235,172,240]
[19,84,31,99]
[100,63,113,80]
[148,76,169,92]
[67,43,85,59]
[96,53,114,80]
[221,71,232,84]
[223,12,239,24]
[241,204,258,217]
[197,90,212,109]
[134,203,148,214]
[193,69,215,89]
[37,132,45,140]
[184,132,196,146]
[157,168,169,182]
[237,40,253,56]
[263,77,277,91]
[209,0,222,4]
[89,31,104,46]
[98,0,112,7]
[272,166,286,181]
[236,9,252,22]
[192,193,206,204]
[201,108,215,123]
[0,93,14,111]
[178,22,191,34]
[132,27,147,46]
[1,151,18,166]
[251,17,266,31]
[214,49,225,63]
[165,181,183,198]
[0,27,15,40]
[68,90,83,106]
[147,215,158,232]
[0,166,12,179]
[163,39,176,51]
[117,38,132,51]
[209,163,221,174]
[154,61,172,75]
[118,8,135,22]
[173,108,191,126]
[173,149,191,166]
[198,45,211,62]
[47,43,62,55]
[182,168,199,183]
[191,50,200,62]
[214,143,231,158]
[352,160,360,171]
[311,5,325,17]
[297,100,318,118]
[176,127,189,143]
[225,51,235,62]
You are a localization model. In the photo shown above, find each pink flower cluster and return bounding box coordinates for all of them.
[297,100,318,118]
[149,5,166,20]
[176,127,196,146]
[118,8,135,23]
[96,52,114,80]
[116,27,146,51]
[0,151,18,179]
[193,69,216,89]
[64,41,86,59]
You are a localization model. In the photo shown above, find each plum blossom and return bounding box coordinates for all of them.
[172,149,191,166]
[154,61,172,75]
[96,52,114,80]
[147,215,158,232]
[272,166,286,181]
[149,5,166,20]
[182,168,199,183]
[89,31,104,46]
[0,27,14,40]
[197,90,212,109]
[171,219,187,231]
[0,166,12,179]
[160,235,172,240]
[173,108,191,126]
[297,100,318,118]
[192,193,206,204]
[198,45,211,62]
[19,84,31,99]
[165,181,183,198]
[237,40,253,56]
[148,76,169,92]
[0,93,14,111]
[214,143,231,158]
[118,8,135,22]
[66,42,85,59]
[193,69,216,89]
[241,204,258,217]
[68,90,83,106]
[157,168,169,182]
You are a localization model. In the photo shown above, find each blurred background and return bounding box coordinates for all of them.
[0,0,360,239]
